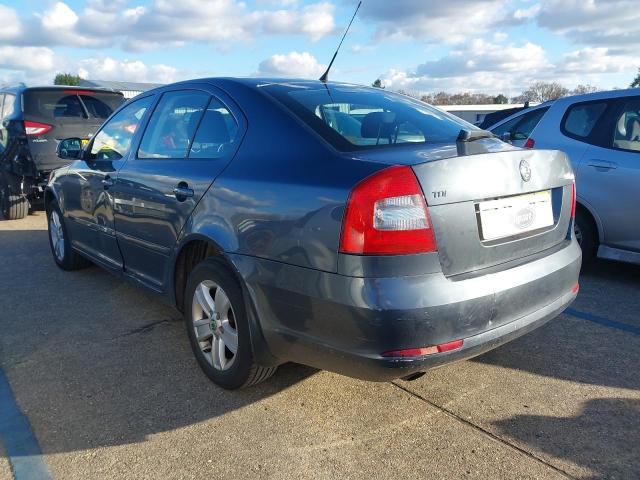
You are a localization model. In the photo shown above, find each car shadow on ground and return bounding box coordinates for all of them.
[0,227,318,456]
[492,397,640,479]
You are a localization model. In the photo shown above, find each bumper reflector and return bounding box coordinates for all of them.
[572,283,580,294]
[382,339,464,358]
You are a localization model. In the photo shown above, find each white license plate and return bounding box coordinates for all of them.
[478,190,554,241]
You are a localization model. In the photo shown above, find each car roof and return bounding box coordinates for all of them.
[0,85,124,95]
[551,88,640,106]
[487,101,554,130]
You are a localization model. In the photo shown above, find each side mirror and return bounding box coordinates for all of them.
[500,131,513,143]
[57,138,83,160]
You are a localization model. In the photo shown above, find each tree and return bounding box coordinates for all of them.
[513,82,569,103]
[572,84,599,95]
[493,94,508,104]
[631,69,640,88]
[372,78,384,89]
[54,73,82,86]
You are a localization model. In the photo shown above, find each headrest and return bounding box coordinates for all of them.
[627,117,640,141]
[361,111,397,138]
[617,113,627,137]
[198,110,230,144]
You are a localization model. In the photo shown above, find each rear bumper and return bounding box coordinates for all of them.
[231,239,582,381]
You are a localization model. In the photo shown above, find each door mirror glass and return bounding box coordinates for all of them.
[57,137,83,160]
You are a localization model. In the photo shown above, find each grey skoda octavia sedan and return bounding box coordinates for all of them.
[47,78,581,389]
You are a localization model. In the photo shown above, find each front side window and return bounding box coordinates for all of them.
[138,90,210,159]
[562,102,607,138]
[612,97,640,153]
[263,85,475,151]
[90,95,154,160]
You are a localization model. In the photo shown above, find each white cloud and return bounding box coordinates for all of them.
[76,57,184,83]
[0,0,336,51]
[0,46,56,72]
[255,51,326,78]
[0,5,21,40]
[360,0,509,44]
[514,4,541,20]
[535,0,640,52]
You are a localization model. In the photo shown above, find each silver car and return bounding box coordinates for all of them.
[492,89,640,265]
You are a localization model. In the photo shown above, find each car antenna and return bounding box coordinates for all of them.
[319,1,362,83]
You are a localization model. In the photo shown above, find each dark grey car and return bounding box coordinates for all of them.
[46,78,581,389]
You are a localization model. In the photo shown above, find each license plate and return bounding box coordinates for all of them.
[478,190,554,241]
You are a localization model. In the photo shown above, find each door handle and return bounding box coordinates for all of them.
[102,176,114,189]
[588,159,617,170]
[173,184,194,200]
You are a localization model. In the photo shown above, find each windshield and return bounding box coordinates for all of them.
[263,84,477,151]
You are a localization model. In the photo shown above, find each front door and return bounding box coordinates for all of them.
[61,95,155,269]
[578,95,640,253]
[112,86,243,290]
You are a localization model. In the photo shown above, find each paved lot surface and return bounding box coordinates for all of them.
[1,212,639,479]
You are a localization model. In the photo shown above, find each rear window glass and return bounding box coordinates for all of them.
[263,85,475,151]
[562,102,607,138]
[23,90,124,121]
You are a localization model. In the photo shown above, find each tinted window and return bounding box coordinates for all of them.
[612,97,640,153]
[90,96,154,160]
[189,97,239,159]
[264,85,474,151]
[79,93,124,119]
[491,107,548,139]
[138,90,209,159]
[562,102,607,138]
[24,91,85,119]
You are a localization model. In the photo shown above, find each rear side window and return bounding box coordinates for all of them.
[562,102,607,138]
[189,97,239,159]
[612,97,640,153]
[23,90,123,121]
[3,94,15,117]
[89,95,154,160]
[138,90,210,159]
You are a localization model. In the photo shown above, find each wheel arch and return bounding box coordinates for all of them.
[575,197,603,243]
[170,233,280,367]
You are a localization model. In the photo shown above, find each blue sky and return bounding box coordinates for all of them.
[1,0,638,97]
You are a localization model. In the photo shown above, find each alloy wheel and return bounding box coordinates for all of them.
[49,210,65,261]
[191,280,238,371]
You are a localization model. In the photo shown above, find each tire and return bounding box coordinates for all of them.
[0,173,28,220]
[184,258,277,389]
[575,209,598,263]
[46,202,91,271]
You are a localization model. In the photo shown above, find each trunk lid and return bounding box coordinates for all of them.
[353,141,574,276]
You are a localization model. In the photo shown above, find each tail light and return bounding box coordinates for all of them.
[570,180,576,218]
[24,120,52,136]
[339,165,437,255]
[524,138,535,149]
[382,339,463,357]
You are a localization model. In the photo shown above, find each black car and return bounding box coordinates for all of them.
[0,85,124,219]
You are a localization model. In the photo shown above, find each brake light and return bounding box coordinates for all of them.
[524,138,535,149]
[24,120,52,136]
[64,90,93,95]
[382,339,464,357]
[570,180,576,218]
[340,165,437,255]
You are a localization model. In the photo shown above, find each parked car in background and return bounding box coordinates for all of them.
[0,85,124,219]
[521,89,640,265]
[46,78,580,389]
[487,102,553,147]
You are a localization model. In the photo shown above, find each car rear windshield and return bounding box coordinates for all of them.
[23,89,124,121]
[262,84,476,151]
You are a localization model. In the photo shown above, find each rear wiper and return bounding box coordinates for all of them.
[457,129,494,142]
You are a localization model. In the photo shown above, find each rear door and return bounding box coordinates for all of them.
[112,85,245,290]
[22,89,124,171]
[577,95,640,252]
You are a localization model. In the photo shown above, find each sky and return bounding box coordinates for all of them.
[0,0,638,97]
